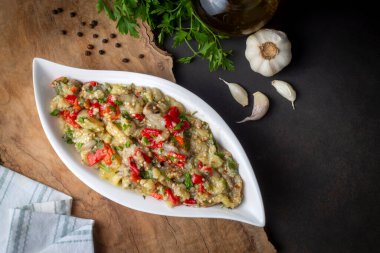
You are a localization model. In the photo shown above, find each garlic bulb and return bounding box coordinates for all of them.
[271,80,297,109]
[219,78,248,107]
[237,92,269,123]
[245,29,292,77]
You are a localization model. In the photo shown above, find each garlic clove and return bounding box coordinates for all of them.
[237,92,269,123]
[271,80,297,109]
[219,78,248,107]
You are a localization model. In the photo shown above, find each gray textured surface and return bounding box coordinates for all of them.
[170,2,380,252]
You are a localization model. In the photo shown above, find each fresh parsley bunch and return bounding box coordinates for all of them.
[96,0,234,71]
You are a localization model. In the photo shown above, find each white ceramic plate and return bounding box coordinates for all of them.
[33,58,265,226]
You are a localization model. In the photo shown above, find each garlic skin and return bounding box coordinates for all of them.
[237,92,269,123]
[271,80,297,109]
[245,29,292,77]
[219,78,248,107]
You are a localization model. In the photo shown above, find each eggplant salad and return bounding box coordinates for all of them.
[49,77,243,208]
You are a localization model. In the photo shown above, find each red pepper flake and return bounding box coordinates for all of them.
[151,192,163,200]
[128,156,141,182]
[87,101,100,117]
[198,183,206,193]
[184,199,197,205]
[84,81,97,87]
[203,167,213,176]
[135,149,152,164]
[197,161,204,170]
[131,113,145,121]
[141,128,162,137]
[165,189,180,206]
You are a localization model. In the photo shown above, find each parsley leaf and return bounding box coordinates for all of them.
[96,0,234,71]
[184,172,193,189]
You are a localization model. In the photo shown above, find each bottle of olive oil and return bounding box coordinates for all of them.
[191,0,279,36]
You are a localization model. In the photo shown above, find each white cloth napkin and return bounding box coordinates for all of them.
[0,165,94,253]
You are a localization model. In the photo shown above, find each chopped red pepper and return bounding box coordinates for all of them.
[167,107,180,123]
[165,189,180,205]
[70,86,78,93]
[84,81,97,87]
[184,199,197,205]
[64,95,81,112]
[174,136,184,146]
[154,152,167,162]
[103,144,114,165]
[65,94,77,104]
[173,120,190,134]
[87,149,106,166]
[167,152,186,162]
[135,149,152,164]
[87,101,100,117]
[197,161,204,170]
[148,141,164,149]
[151,193,163,200]
[61,110,81,128]
[128,156,140,181]
[131,113,145,121]
[192,174,203,184]
[164,107,180,129]
[203,167,213,176]
[106,94,116,105]
[198,183,205,193]
[141,128,162,137]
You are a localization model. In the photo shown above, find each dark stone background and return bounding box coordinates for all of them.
[170,1,380,252]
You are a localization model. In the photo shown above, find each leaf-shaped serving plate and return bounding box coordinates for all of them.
[33,58,265,226]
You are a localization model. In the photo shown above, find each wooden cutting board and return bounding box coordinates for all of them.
[0,0,275,252]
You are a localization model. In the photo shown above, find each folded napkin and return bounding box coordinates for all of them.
[0,165,94,253]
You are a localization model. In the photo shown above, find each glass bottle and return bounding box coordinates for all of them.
[191,0,279,36]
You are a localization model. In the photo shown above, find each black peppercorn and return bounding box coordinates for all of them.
[70,12,76,17]
[52,9,58,15]
[61,30,67,35]
[102,39,108,43]
[122,58,130,63]
[138,54,145,59]
[99,50,105,55]
[93,34,99,38]
[57,8,63,13]
[110,33,117,38]
[87,44,94,50]
[85,51,91,56]
[81,21,86,26]
[77,32,83,37]
[115,43,121,48]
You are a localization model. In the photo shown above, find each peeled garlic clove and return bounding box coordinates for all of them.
[219,77,248,107]
[237,92,269,123]
[245,29,292,77]
[271,80,297,109]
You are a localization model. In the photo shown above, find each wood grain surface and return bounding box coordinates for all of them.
[0,0,275,252]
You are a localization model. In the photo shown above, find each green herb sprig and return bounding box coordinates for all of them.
[97,0,234,71]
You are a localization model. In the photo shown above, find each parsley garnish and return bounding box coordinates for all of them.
[142,137,150,145]
[115,100,123,105]
[227,158,238,170]
[77,116,86,123]
[184,172,193,189]
[96,0,234,71]
[62,129,74,144]
[98,163,110,172]
[50,109,60,116]
[98,97,106,103]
